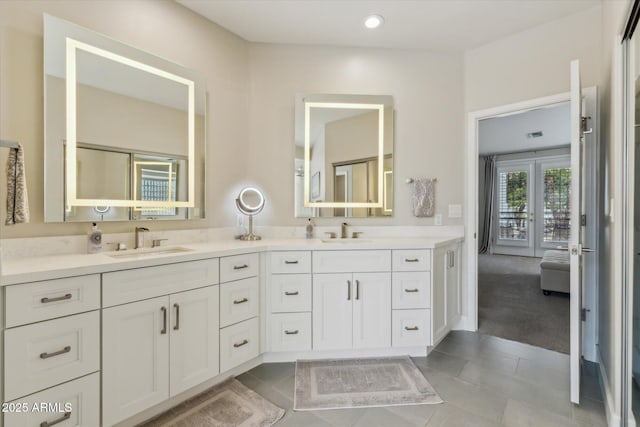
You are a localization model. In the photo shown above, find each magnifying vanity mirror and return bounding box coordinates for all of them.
[43,14,206,222]
[294,94,394,218]
[236,187,265,241]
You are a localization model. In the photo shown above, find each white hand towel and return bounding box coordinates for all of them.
[412,178,435,217]
[6,144,30,224]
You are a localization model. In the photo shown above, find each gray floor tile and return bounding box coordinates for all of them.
[236,371,294,411]
[422,369,507,422]
[515,356,570,392]
[312,407,367,426]
[434,338,519,375]
[582,369,604,402]
[247,362,295,383]
[413,350,468,377]
[352,407,423,427]
[387,403,440,426]
[502,398,576,427]
[276,410,333,427]
[572,397,607,427]
[481,335,569,367]
[459,361,573,419]
[425,403,503,427]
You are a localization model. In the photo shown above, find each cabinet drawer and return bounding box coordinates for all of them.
[392,250,431,271]
[313,250,391,273]
[102,259,219,307]
[4,372,100,427]
[271,274,311,313]
[220,253,259,283]
[220,277,259,327]
[392,309,431,347]
[220,317,259,372]
[270,312,311,352]
[271,251,311,274]
[4,311,100,401]
[392,272,431,309]
[5,275,100,328]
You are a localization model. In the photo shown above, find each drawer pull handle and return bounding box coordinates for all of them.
[40,412,71,427]
[404,288,419,293]
[404,258,419,263]
[405,326,420,331]
[233,339,249,348]
[40,293,72,304]
[347,280,352,300]
[233,264,249,270]
[161,307,167,335]
[284,291,299,296]
[173,303,180,331]
[356,280,360,300]
[284,329,299,335]
[233,297,249,304]
[40,345,71,359]
[284,260,299,264]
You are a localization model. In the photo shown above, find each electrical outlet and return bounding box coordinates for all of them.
[434,214,443,226]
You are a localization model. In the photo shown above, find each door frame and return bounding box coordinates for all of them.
[465,87,599,362]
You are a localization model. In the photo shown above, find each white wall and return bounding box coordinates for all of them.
[247,44,465,227]
[0,0,250,238]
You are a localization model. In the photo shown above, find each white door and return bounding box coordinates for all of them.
[313,273,353,350]
[102,297,170,426]
[493,161,535,256]
[569,59,586,404]
[352,272,391,349]
[169,286,220,396]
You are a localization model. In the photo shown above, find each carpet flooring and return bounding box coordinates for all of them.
[478,254,570,354]
[294,356,442,411]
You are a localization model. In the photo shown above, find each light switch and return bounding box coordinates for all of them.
[434,214,443,226]
[448,204,462,218]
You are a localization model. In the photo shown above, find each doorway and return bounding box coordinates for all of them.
[493,156,572,258]
[465,87,599,362]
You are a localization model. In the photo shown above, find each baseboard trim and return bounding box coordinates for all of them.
[597,347,623,427]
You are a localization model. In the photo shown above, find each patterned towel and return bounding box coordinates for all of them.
[412,178,435,217]
[6,144,29,224]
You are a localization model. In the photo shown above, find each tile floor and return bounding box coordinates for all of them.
[236,331,606,426]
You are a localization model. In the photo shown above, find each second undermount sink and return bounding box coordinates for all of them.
[321,239,373,244]
[108,246,194,259]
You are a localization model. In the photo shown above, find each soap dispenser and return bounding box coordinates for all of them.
[306,218,315,238]
[87,222,102,254]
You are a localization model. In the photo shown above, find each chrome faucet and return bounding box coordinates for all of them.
[341,222,349,239]
[135,227,149,249]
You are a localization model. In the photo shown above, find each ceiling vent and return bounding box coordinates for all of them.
[526,131,544,138]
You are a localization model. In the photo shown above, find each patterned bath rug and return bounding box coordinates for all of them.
[294,356,442,411]
[139,377,285,426]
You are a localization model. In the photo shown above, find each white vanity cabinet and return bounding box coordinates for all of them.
[101,260,220,427]
[432,242,462,345]
[219,253,261,372]
[2,275,101,427]
[312,251,392,350]
[268,251,312,352]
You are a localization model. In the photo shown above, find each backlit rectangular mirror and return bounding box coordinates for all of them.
[294,94,394,218]
[44,14,206,222]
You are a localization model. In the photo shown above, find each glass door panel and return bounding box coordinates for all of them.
[535,159,571,257]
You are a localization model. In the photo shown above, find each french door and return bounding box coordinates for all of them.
[493,156,571,257]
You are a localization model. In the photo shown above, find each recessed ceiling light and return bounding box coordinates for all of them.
[364,14,384,29]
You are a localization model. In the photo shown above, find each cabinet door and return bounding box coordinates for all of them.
[432,248,448,344]
[352,272,391,349]
[446,244,461,327]
[313,273,353,350]
[170,286,220,396]
[102,297,169,427]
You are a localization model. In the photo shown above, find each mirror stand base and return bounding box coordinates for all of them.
[239,234,262,241]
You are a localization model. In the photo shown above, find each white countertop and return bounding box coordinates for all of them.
[0,236,463,286]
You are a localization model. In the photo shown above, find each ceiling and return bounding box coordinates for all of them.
[177,0,600,51]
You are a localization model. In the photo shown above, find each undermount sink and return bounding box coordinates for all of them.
[107,246,194,259]
[321,239,373,244]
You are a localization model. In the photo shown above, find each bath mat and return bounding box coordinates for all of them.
[138,378,285,427]
[294,356,442,411]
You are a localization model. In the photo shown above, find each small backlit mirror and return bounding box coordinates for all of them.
[236,187,265,241]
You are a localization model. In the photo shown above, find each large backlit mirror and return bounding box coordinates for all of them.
[43,14,206,222]
[294,94,394,218]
